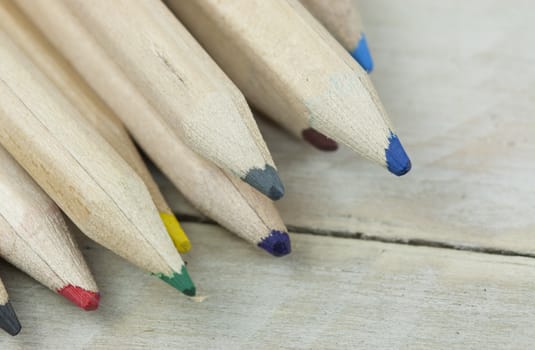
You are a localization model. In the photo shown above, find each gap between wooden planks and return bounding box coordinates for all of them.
[0,222,534,349]
[156,0,535,257]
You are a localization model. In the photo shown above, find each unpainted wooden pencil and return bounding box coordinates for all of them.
[11,0,291,256]
[0,31,195,296]
[24,0,285,200]
[299,0,374,71]
[0,145,100,310]
[0,1,191,253]
[165,0,411,176]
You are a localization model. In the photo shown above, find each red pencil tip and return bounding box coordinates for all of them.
[58,285,100,311]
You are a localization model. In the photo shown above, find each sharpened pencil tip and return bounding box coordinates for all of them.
[258,230,291,257]
[302,128,339,151]
[351,34,374,73]
[0,302,21,336]
[243,165,285,200]
[385,132,411,176]
[58,285,100,311]
[160,212,192,253]
[155,266,196,296]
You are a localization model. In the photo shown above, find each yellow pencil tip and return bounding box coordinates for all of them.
[160,212,191,253]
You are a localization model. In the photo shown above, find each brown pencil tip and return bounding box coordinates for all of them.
[302,128,338,151]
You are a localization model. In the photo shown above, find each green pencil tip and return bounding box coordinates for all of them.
[154,265,196,296]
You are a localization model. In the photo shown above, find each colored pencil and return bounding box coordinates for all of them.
[24,0,285,200]
[166,0,411,176]
[11,1,291,256]
[299,0,374,72]
[0,145,99,310]
[154,143,292,256]
[0,276,21,336]
[0,31,195,296]
[121,108,292,256]
[0,1,191,253]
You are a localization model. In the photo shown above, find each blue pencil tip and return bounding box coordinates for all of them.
[385,132,411,176]
[351,34,374,72]
[257,230,291,257]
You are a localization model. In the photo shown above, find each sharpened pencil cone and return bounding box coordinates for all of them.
[351,34,374,72]
[156,266,196,296]
[58,285,100,311]
[243,165,285,200]
[258,230,292,257]
[302,128,339,151]
[385,132,411,176]
[0,302,21,336]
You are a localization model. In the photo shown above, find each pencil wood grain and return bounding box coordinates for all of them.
[299,0,365,53]
[165,0,410,175]
[0,1,191,253]
[12,0,290,256]
[26,0,283,199]
[0,145,99,310]
[0,30,193,294]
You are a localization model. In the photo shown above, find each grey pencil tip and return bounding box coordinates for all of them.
[243,164,285,200]
[0,302,21,336]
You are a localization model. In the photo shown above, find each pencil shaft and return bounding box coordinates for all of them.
[12,0,290,255]
[131,107,291,256]
[166,0,410,175]
[0,145,99,310]
[0,29,193,295]
[135,112,292,256]
[300,0,364,51]
[34,0,283,199]
[0,1,191,253]
[299,0,373,71]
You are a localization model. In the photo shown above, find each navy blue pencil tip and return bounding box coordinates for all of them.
[258,230,291,257]
[385,132,411,176]
[351,34,374,73]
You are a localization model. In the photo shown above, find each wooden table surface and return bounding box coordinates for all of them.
[2,0,534,348]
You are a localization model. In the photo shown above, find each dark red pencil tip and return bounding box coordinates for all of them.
[302,128,338,151]
[58,285,100,311]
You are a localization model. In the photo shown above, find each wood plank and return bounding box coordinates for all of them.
[157,0,535,254]
[1,222,534,349]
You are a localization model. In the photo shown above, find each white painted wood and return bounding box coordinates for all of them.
[0,223,534,349]
[159,0,535,255]
[0,31,186,279]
